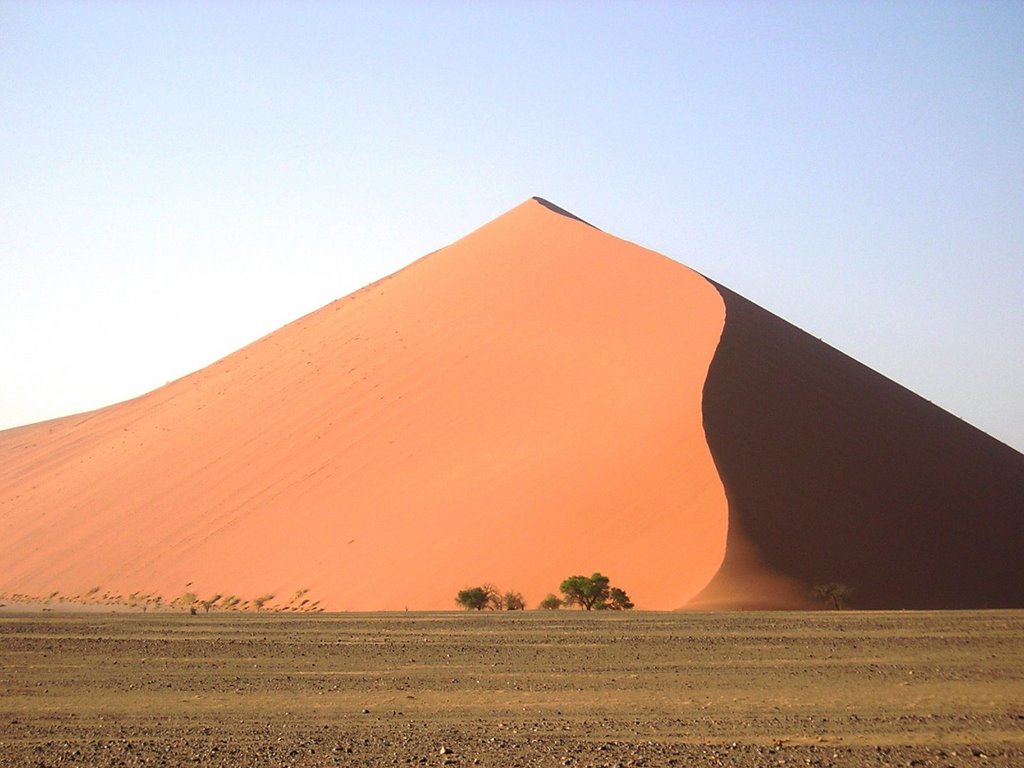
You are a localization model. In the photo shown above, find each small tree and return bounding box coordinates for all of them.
[560,573,611,611]
[608,587,634,610]
[455,587,491,611]
[482,583,503,611]
[813,583,853,610]
[538,593,563,610]
[503,591,526,611]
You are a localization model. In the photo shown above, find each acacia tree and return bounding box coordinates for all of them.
[482,583,503,610]
[560,573,613,610]
[813,583,853,610]
[608,587,634,610]
[455,587,491,610]
[456,585,525,610]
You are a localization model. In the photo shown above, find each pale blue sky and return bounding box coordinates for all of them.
[2,1,1022,451]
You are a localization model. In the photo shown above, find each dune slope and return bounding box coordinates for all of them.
[4,199,1021,611]
[0,199,730,611]
[694,282,1024,609]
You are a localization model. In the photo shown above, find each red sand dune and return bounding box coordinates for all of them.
[1,198,1021,611]
[0,199,729,611]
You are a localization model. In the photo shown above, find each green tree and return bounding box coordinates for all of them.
[538,593,563,610]
[813,583,853,610]
[455,586,491,611]
[558,573,634,611]
[559,573,611,611]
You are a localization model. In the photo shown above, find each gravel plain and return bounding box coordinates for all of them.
[0,610,1021,767]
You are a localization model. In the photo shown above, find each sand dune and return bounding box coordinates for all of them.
[2,198,1021,611]
[694,282,1024,609]
[0,199,729,610]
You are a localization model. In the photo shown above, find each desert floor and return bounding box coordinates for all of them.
[0,610,1020,767]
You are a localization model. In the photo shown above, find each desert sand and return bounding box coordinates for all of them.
[0,199,730,611]
[1,197,1022,612]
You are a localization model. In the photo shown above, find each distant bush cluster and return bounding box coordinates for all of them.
[0,584,327,615]
[455,572,633,612]
[455,584,525,611]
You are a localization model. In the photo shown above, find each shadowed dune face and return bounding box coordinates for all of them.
[695,283,1024,609]
[0,200,730,611]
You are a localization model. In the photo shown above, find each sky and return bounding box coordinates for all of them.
[2,1,1022,451]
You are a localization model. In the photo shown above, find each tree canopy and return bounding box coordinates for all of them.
[538,593,563,610]
[559,573,632,611]
[455,586,492,611]
[608,587,634,610]
[503,591,526,611]
[455,584,522,611]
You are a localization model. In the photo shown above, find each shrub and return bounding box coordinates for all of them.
[538,593,563,610]
[200,594,222,613]
[503,591,526,611]
[482,583,503,610]
[252,593,275,611]
[456,584,525,610]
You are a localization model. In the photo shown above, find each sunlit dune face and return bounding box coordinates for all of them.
[0,199,731,610]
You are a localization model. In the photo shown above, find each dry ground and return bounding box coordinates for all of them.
[0,610,1020,767]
